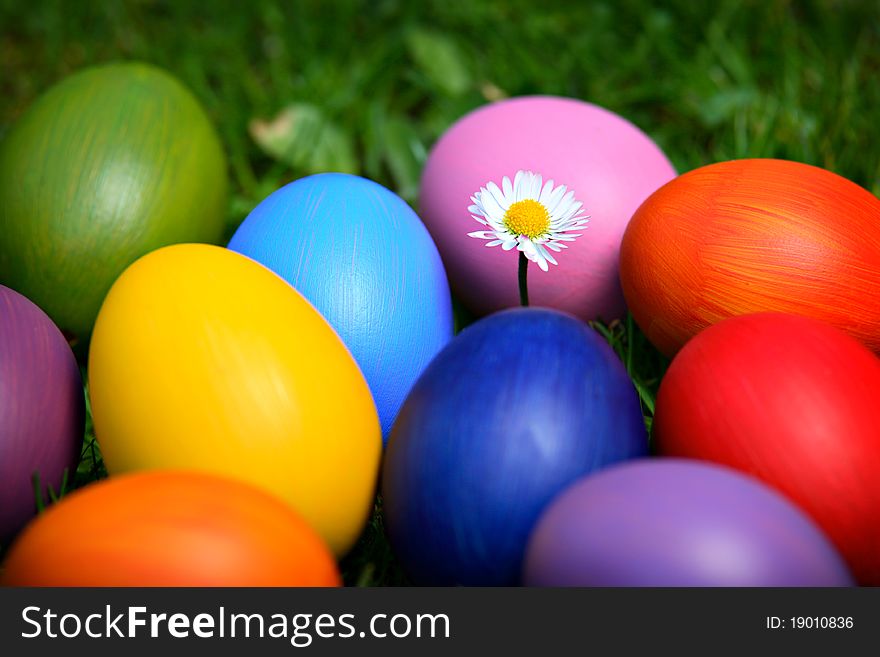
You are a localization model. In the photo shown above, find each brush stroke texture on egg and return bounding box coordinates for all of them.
[382,308,648,585]
[0,63,228,354]
[620,158,880,355]
[0,285,83,541]
[229,173,453,441]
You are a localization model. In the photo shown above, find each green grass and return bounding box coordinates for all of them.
[2,0,879,584]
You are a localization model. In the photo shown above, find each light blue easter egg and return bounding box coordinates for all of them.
[229,173,453,442]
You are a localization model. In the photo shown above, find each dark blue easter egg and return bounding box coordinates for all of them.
[382,308,648,585]
[229,174,453,441]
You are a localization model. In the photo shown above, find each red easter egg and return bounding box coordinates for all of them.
[620,159,880,356]
[653,313,880,584]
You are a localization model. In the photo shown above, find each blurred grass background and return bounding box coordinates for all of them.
[4,0,879,218]
[2,0,879,584]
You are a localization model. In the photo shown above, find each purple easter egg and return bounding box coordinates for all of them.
[420,96,676,323]
[523,459,854,587]
[1,285,83,541]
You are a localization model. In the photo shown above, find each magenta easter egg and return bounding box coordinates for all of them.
[420,96,676,322]
[1,285,83,542]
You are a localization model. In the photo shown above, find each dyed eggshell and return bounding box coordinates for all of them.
[524,459,853,587]
[653,313,880,584]
[420,96,676,323]
[1,471,341,586]
[0,63,228,354]
[382,308,648,585]
[0,285,83,542]
[620,158,880,356]
[229,173,453,441]
[87,244,381,556]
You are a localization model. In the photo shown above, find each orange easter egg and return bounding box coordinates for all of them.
[0,471,341,587]
[620,159,880,356]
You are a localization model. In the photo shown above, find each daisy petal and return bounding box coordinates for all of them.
[529,172,543,199]
[531,246,549,271]
[466,170,588,270]
[544,186,568,216]
[502,176,513,200]
[537,243,557,266]
[486,181,509,212]
[538,179,555,206]
[551,189,574,215]
[518,237,538,257]
[514,170,525,202]
[558,201,584,223]
[480,188,507,222]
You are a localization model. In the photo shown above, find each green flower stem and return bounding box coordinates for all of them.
[518,251,529,307]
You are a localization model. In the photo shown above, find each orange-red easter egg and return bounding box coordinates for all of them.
[620,159,880,356]
[0,471,341,587]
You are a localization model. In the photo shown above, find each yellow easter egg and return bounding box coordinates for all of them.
[88,244,381,556]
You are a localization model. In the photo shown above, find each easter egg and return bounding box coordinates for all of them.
[620,158,880,356]
[1,471,341,586]
[419,96,676,323]
[0,285,83,542]
[229,173,453,441]
[87,244,381,556]
[0,62,228,354]
[523,459,853,587]
[382,308,648,585]
[653,313,880,584]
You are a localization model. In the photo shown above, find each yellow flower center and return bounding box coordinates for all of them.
[503,199,550,239]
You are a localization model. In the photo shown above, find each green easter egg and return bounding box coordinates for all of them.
[0,62,228,354]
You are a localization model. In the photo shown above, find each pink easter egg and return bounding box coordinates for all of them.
[420,96,676,322]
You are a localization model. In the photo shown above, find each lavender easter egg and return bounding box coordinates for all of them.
[229,174,453,441]
[1,285,83,542]
[524,460,853,587]
[420,96,676,322]
[382,308,648,585]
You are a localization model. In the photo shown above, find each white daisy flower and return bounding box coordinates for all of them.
[467,170,589,272]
